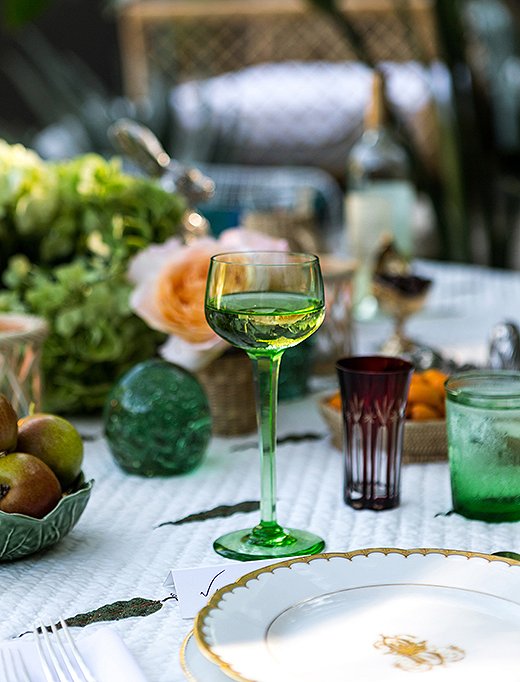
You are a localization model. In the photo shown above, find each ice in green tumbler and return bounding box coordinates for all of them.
[446,371,520,521]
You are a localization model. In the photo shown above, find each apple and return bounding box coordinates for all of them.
[0,452,62,518]
[17,414,83,490]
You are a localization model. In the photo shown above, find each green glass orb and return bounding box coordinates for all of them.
[103,359,212,476]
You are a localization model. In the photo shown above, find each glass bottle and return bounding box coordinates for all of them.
[345,70,415,320]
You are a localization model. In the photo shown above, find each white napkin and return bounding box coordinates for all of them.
[1,627,148,682]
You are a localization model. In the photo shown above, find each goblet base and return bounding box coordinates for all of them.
[379,331,420,356]
[213,527,325,562]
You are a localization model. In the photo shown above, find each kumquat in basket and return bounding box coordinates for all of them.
[406,369,448,420]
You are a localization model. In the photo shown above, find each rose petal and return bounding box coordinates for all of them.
[129,277,172,334]
[155,241,217,343]
[159,334,229,372]
[127,237,183,284]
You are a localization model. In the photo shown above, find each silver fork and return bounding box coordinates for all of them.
[0,646,31,682]
[34,619,97,682]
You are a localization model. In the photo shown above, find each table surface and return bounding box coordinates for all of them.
[2,260,520,682]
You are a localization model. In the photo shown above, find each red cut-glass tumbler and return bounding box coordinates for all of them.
[336,356,414,510]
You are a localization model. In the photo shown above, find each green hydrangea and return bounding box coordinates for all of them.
[0,141,185,413]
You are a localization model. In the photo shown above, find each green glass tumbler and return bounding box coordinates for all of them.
[446,370,520,522]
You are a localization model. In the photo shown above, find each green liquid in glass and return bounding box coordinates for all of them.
[205,291,325,356]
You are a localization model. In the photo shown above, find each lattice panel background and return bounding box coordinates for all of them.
[116,1,441,179]
[118,1,439,97]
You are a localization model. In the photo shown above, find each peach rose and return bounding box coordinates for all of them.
[128,228,289,370]
[129,236,217,344]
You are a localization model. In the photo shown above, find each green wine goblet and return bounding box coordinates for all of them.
[205,251,326,561]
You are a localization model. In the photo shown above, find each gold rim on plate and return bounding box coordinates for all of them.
[180,631,197,682]
[193,547,520,682]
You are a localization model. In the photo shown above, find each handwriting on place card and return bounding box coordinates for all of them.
[167,558,295,618]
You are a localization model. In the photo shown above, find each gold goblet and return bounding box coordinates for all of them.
[372,273,432,356]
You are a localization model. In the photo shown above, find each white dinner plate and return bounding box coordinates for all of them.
[181,631,233,682]
[194,548,520,682]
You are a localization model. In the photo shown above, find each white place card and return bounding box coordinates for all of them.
[166,557,300,619]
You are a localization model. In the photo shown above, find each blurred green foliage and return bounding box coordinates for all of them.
[0,142,185,413]
[1,0,51,29]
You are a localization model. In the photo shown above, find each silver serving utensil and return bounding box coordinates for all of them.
[108,118,170,178]
[408,346,479,373]
[488,321,520,370]
[108,118,215,242]
[108,118,215,203]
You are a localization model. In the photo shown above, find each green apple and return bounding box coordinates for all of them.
[17,414,83,490]
[0,394,18,453]
[0,452,62,518]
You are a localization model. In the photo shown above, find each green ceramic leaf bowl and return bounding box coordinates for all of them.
[0,473,93,561]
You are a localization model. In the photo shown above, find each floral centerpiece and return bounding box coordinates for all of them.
[0,140,185,413]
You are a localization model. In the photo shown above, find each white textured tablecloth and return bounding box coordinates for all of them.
[1,261,520,682]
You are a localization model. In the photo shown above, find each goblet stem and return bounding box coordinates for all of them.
[249,352,286,542]
[394,314,406,345]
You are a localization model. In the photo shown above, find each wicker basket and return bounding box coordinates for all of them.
[196,349,257,436]
[0,313,49,416]
[319,396,447,464]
